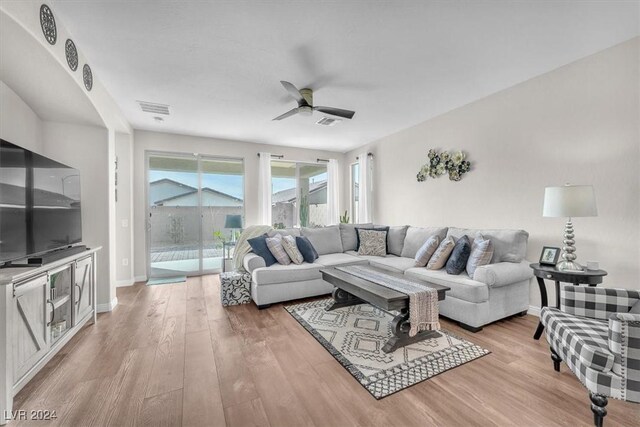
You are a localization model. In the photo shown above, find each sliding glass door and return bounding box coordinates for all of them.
[147,152,244,277]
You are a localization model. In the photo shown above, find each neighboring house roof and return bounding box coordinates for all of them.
[150,178,242,205]
[272,180,326,204]
[154,187,243,205]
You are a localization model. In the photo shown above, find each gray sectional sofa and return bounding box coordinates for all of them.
[242,224,534,331]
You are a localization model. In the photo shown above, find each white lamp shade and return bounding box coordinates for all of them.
[543,185,597,218]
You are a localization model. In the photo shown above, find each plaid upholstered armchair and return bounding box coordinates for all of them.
[540,285,640,427]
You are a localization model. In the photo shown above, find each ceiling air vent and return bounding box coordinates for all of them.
[137,101,170,115]
[316,117,341,126]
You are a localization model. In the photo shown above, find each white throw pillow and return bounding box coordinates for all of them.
[281,235,304,265]
[466,233,494,278]
[414,235,440,267]
[265,234,291,265]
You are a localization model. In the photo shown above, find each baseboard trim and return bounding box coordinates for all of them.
[116,279,135,287]
[97,297,118,313]
[527,305,541,317]
[134,275,147,283]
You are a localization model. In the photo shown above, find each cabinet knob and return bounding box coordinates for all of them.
[546,274,553,279]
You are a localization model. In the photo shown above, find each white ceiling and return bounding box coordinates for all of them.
[51,1,639,153]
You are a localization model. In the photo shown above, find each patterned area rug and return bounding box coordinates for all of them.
[285,298,490,399]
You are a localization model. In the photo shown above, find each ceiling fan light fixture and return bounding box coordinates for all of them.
[298,106,313,116]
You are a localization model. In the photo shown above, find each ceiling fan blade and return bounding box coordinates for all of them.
[313,106,355,119]
[280,81,304,104]
[272,107,299,121]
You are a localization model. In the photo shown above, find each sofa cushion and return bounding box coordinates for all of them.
[247,234,278,267]
[400,226,448,258]
[252,262,323,286]
[266,234,292,265]
[446,227,528,263]
[426,236,456,270]
[301,225,344,255]
[339,223,373,251]
[344,250,397,261]
[369,257,417,273]
[315,253,367,267]
[376,225,409,256]
[446,235,472,275]
[414,235,440,267]
[541,307,613,373]
[268,228,301,237]
[282,235,304,265]
[295,236,318,263]
[404,268,489,303]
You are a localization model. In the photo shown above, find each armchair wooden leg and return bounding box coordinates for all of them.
[550,346,561,372]
[589,393,607,427]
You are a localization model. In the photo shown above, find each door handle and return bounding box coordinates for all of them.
[47,301,55,326]
[75,283,82,305]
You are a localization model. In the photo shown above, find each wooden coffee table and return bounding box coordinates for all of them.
[320,265,449,353]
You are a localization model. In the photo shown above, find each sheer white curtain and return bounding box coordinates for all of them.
[257,152,272,225]
[327,159,340,225]
[358,152,372,223]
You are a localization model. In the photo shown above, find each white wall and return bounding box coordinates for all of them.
[41,122,114,308]
[0,81,43,153]
[133,130,345,280]
[115,132,134,285]
[345,38,640,309]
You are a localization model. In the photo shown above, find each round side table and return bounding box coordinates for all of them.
[530,263,607,340]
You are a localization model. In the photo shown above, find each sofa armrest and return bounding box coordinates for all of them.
[561,286,640,321]
[473,260,533,287]
[608,313,640,383]
[243,253,266,273]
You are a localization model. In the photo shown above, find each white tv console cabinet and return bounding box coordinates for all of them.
[0,247,100,425]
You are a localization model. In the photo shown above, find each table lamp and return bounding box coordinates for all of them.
[224,214,243,243]
[543,184,597,271]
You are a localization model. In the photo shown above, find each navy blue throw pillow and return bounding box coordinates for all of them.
[248,234,278,267]
[446,235,472,275]
[296,236,319,263]
[356,226,390,253]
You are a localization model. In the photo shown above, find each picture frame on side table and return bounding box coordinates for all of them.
[540,246,560,266]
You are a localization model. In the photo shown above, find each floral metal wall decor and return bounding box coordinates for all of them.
[65,39,78,71]
[416,149,472,182]
[83,64,93,91]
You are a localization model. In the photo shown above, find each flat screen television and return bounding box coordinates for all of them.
[0,139,82,264]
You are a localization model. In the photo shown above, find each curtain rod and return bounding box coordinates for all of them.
[257,153,284,159]
[316,158,329,163]
[356,152,374,160]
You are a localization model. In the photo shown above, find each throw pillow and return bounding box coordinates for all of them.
[357,229,388,257]
[296,236,319,263]
[281,235,304,265]
[446,235,472,275]
[629,300,640,314]
[356,226,390,253]
[265,234,291,265]
[466,233,494,278]
[426,236,456,270]
[247,234,278,267]
[414,235,440,267]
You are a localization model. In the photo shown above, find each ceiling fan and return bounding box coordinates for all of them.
[273,81,356,121]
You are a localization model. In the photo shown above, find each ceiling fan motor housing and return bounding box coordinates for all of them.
[299,88,313,106]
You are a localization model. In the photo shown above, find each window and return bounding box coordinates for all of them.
[351,162,359,224]
[271,161,327,228]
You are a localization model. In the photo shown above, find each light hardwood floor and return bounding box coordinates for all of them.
[12,275,638,426]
